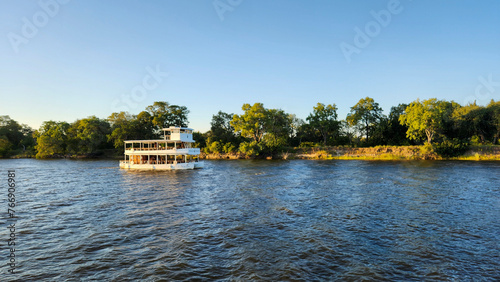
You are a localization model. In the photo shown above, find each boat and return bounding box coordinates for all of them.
[119,126,204,170]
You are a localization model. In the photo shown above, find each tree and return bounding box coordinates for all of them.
[371,104,412,145]
[346,97,383,140]
[145,101,189,133]
[135,111,157,139]
[0,116,24,151]
[399,98,451,144]
[263,109,293,148]
[306,103,340,145]
[487,100,500,144]
[67,116,111,154]
[231,103,268,142]
[108,112,136,149]
[34,121,70,158]
[209,111,238,144]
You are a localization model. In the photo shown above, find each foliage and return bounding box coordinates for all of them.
[263,108,293,150]
[0,115,35,157]
[0,136,11,157]
[34,121,70,158]
[346,97,383,140]
[238,141,264,157]
[67,116,111,155]
[433,139,471,158]
[145,101,189,133]
[231,103,267,142]
[306,103,340,145]
[399,98,449,144]
[209,111,238,144]
[4,98,500,159]
[193,131,206,149]
[223,142,236,153]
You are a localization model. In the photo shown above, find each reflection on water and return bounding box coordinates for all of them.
[0,159,499,280]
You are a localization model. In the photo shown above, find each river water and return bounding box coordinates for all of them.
[0,159,498,281]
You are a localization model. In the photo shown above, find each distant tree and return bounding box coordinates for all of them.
[108,112,136,149]
[0,116,36,157]
[0,136,10,157]
[487,100,500,144]
[399,98,452,144]
[371,104,412,145]
[67,116,111,154]
[231,103,267,142]
[34,121,70,158]
[146,101,189,133]
[0,116,24,149]
[192,131,207,149]
[306,103,340,145]
[166,105,189,127]
[134,111,157,139]
[209,111,238,144]
[346,97,383,140]
[263,109,293,148]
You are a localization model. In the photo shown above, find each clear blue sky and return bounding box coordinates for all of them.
[1,0,499,132]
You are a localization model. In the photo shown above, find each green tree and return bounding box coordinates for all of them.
[146,101,189,133]
[263,109,293,148]
[135,111,157,139]
[306,103,340,145]
[67,116,111,155]
[108,112,136,149]
[346,97,383,140]
[231,103,267,142]
[487,100,500,144]
[399,98,452,144]
[34,121,70,158]
[371,104,412,145]
[209,111,238,144]
[0,116,24,153]
[0,136,10,157]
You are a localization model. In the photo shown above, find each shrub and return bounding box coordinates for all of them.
[299,142,316,148]
[222,142,236,154]
[433,139,470,158]
[239,141,263,157]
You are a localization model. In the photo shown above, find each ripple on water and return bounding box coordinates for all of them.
[0,159,498,280]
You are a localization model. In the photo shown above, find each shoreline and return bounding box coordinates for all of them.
[5,145,500,161]
[200,145,500,161]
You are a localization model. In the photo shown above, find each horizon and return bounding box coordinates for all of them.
[1,0,499,132]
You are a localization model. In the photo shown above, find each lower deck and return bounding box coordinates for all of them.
[120,160,204,170]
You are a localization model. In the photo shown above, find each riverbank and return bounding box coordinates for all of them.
[6,145,500,161]
[201,145,500,161]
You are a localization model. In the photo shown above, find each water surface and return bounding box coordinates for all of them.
[0,159,498,280]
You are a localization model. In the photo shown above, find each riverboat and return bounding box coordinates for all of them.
[119,126,204,170]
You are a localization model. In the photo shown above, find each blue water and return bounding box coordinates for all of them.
[0,159,499,281]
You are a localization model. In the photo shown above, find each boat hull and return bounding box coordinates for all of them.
[119,161,204,170]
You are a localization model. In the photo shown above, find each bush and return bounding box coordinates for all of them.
[222,142,236,154]
[299,142,316,148]
[433,139,470,158]
[205,140,222,154]
[239,141,263,157]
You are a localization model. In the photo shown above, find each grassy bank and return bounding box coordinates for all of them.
[201,145,500,161]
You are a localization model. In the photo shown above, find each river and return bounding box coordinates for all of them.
[0,159,498,281]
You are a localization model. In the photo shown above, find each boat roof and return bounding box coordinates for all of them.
[124,139,167,143]
[161,126,194,131]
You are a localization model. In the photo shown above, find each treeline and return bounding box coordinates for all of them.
[0,101,189,158]
[200,97,500,158]
[1,98,499,159]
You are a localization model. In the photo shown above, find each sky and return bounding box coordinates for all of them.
[1,0,499,132]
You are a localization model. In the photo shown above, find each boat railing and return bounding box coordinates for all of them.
[125,147,199,152]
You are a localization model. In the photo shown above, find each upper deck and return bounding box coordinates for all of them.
[163,126,194,142]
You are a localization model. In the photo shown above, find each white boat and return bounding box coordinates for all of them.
[119,126,204,170]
